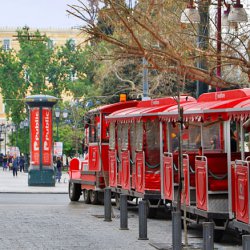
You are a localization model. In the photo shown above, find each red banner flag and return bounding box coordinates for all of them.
[42,108,52,165]
[30,108,40,165]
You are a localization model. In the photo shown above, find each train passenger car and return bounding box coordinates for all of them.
[230,98,250,233]
[160,89,250,239]
[106,96,195,214]
[68,99,139,203]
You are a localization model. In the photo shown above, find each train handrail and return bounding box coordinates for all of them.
[163,152,173,157]
[208,170,228,180]
[189,165,195,174]
[195,155,207,162]
[145,161,160,169]
[235,159,249,167]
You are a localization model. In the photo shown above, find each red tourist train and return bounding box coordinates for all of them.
[106,95,195,214]
[68,99,139,203]
[160,89,250,238]
[68,88,250,237]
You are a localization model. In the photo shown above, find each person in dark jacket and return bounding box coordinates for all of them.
[56,157,62,182]
[2,154,7,171]
[12,154,19,177]
[19,154,25,172]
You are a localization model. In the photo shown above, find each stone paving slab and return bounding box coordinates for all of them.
[0,169,68,193]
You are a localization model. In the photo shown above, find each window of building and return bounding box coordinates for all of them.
[47,39,55,49]
[3,39,11,51]
[68,39,76,50]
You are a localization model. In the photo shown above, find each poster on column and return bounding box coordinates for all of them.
[42,108,52,165]
[31,108,40,165]
[54,142,63,157]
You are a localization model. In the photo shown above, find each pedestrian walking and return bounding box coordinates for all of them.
[7,154,12,171]
[2,154,7,171]
[19,154,25,172]
[56,157,62,183]
[0,153,3,169]
[12,154,19,177]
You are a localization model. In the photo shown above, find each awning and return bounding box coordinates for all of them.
[160,89,250,122]
[106,96,196,123]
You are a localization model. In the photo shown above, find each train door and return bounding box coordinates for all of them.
[109,122,117,187]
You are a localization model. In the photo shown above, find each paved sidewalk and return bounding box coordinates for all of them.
[0,168,68,193]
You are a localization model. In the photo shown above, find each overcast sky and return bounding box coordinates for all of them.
[0,0,82,28]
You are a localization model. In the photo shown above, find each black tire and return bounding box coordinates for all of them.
[214,230,224,242]
[213,220,225,242]
[146,200,157,218]
[83,189,91,204]
[97,192,104,205]
[115,193,120,210]
[68,181,81,201]
[89,190,99,205]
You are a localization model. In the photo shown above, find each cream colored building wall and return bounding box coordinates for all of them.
[0,94,5,122]
[0,27,85,50]
[0,27,85,124]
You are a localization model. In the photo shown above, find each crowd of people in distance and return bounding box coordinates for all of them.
[0,152,25,177]
[0,152,65,182]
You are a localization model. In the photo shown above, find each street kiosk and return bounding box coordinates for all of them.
[26,95,57,186]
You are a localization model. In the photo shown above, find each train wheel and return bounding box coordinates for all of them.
[97,192,104,205]
[115,193,120,210]
[89,190,99,205]
[214,230,224,242]
[68,181,81,201]
[213,219,225,242]
[83,189,91,204]
[146,199,157,218]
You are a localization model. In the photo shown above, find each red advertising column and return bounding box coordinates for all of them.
[30,108,40,168]
[42,108,53,167]
[26,95,57,186]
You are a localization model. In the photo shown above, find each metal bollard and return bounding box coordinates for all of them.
[104,188,112,222]
[172,211,182,250]
[138,200,148,240]
[203,222,214,250]
[120,194,128,230]
[243,235,250,250]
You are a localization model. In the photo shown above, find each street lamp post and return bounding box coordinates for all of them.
[0,125,3,153]
[20,120,28,153]
[4,126,6,155]
[54,108,69,142]
[181,0,248,96]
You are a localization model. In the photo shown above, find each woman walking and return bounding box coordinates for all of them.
[56,157,62,182]
[12,154,19,177]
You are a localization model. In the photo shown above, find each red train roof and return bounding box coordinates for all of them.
[88,100,138,114]
[106,96,196,122]
[160,89,250,122]
[228,98,250,121]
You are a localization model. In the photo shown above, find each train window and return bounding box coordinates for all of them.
[102,114,109,142]
[136,122,143,151]
[230,121,240,152]
[203,121,222,151]
[169,124,179,152]
[89,115,98,143]
[163,121,168,152]
[145,120,160,166]
[243,131,250,153]
[117,124,122,162]
[121,124,129,150]
[130,123,136,163]
[182,124,201,151]
[109,122,115,150]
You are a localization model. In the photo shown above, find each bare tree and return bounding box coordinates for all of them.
[67,0,250,91]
